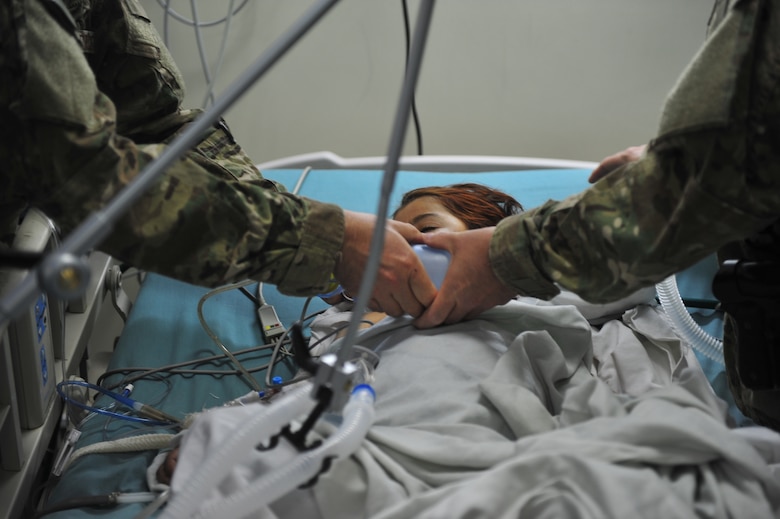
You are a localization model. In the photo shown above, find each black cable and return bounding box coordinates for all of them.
[97,358,277,390]
[94,284,288,391]
[291,322,319,375]
[0,248,42,269]
[681,298,720,310]
[265,328,297,388]
[238,285,260,306]
[401,0,424,156]
[262,304,376,387]
[96,342,281,389]
[654,297,721,311]
[264,303,331,388]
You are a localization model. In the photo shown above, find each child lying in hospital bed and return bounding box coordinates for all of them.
[150,184,780,518]
[316,182,657,333]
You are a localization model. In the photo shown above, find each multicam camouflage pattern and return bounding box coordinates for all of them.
[491,0,780,429]
[80,0,187,138]
[0,0,344,295]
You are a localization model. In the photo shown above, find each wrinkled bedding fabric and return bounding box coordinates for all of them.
[171,300,780,518]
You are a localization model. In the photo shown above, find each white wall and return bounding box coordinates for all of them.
[140,0,714,164]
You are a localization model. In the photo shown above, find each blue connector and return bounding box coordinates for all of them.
[352,384,376,401]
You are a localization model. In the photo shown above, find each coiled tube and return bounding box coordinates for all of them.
[160,382,317,519]
[656,275,724,363]
[193,385,375,519]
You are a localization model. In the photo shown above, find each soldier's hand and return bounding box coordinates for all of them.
[589,145,646,183]
[335,210,436,317]
[413,227,516,328]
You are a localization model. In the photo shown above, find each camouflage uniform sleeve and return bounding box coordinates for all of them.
[490,0,780,303]
[1,0,342,295]
[99,137,345,295]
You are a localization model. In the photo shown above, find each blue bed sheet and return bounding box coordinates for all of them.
[45,274,296,518]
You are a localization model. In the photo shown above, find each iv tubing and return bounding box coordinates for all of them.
[656,275,724,363]
[160,382,317,519]
[56,380,181,425]
[194,385,376,519]
[335,0,436,368]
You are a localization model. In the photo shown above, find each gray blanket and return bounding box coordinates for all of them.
[171,301,780,518]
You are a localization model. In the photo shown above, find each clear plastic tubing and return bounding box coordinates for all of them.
[160,382,317,519]
[195,384,376,519]
[656,275,724,363]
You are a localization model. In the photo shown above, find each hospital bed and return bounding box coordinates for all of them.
[36,153,780,518]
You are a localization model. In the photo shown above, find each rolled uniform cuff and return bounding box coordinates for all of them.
[489,211,560,300]
[275,199,345,296]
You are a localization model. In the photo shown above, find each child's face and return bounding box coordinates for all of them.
[394,196,468,233]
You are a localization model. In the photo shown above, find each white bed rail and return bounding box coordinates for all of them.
[257,151,598,173]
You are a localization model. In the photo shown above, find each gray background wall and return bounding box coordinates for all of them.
[139,0,714,164]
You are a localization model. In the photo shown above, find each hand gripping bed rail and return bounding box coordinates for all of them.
[656,275,724,363]
[160,382,318,519]
[195,385,375,519]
